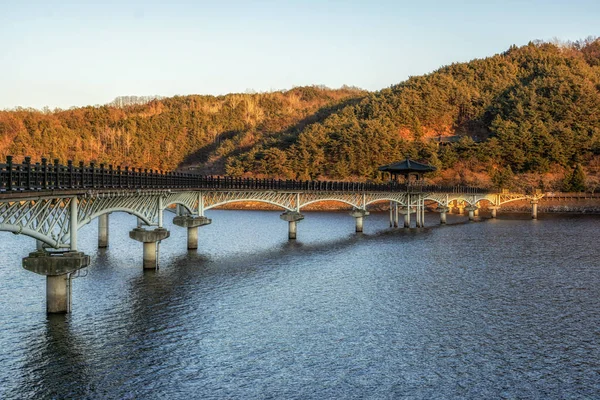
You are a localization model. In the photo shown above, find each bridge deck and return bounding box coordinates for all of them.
[1,156,488,195]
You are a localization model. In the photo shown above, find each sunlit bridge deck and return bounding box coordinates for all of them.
[1,156,542,313]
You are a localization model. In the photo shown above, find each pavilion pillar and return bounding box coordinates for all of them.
[389,201,393,227]
[393,202,399,228]
[416,201,423,228]
[398,207,411,228]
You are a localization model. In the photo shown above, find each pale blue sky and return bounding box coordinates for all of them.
[0,0,598,109]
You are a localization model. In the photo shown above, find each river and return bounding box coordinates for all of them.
[0,210,599,399]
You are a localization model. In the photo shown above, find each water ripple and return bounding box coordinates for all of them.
[0,211,599,399]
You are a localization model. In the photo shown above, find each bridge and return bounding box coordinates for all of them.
[0,156,542,313]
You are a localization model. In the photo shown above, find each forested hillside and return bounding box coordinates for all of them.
[1,39,600,191]
[0,86,365,172]
[226,39,600,190]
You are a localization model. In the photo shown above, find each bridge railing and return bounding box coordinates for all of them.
[0,156,490,194]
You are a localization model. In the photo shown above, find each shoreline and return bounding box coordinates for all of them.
[213,199,600,214]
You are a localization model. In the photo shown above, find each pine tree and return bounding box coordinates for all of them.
[569,164,587,192]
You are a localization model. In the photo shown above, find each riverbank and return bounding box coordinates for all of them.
[214,198,600,214]
[489,198,600,214]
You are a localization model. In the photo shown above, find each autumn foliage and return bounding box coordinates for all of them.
[2,39,600,191]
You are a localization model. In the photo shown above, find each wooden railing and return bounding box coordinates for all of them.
[0,156,490,194]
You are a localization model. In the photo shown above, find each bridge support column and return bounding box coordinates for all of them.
[531,200,539,219]
[465,205,478,221]
[187,228,198,250]
[437,206,450,224]
[490,206,499,218]
[280,211,304,240]
[397,207,410,228]
[350,209,369,233]
[129,228,170,269]
[457,202,465,215]
[416,203,424,228]
[98,213,109,248]
[23,251,90,313]
[173,216,212,250]
[474,204,480,217]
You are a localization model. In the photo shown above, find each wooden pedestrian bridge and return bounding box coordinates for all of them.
[0,156,542,313]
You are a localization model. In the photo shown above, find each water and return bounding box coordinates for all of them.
[0,210,599,399]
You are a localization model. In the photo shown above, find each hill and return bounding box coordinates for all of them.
[225,39,600,191]
[1,39,600,191]
[0,86,366,172]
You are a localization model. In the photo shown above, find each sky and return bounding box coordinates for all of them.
[0,0,598,110]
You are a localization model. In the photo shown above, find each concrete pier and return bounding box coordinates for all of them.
[531,200,539,219]
[187,228,198,249]
[129,228,170,269]
[143,241,157,268]
[489,206,499,218]
[173,215,212,250]
[280,211,304,240]
[98,213,109,248]
[350,209,369,233]
[23,251,90,313]
[416,204,423,228]
[399,207,411,228]
[437,206,450,224]
[465,205,478,221]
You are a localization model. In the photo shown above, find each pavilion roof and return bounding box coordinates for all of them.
[378,158,437,173]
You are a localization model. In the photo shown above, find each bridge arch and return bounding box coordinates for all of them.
[445,197,477,206]
[473,198,496,206]
[300,198,358,210]
[163,200,195,215]
[0,224,62,248]
[498,196,530,205]
[79,208,154,230]
[365,198,408,207]
[204,198,293,212]
[422,197,446,206]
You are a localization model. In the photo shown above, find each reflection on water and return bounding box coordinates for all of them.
[1,211,599,399]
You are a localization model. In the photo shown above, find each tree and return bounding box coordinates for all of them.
[570,164,587,192]
[491,165,514,189]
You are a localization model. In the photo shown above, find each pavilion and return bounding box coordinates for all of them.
[378,158,437,183]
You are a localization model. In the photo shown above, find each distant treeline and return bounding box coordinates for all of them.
[108,95,165,108]
[1,39,600,191]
